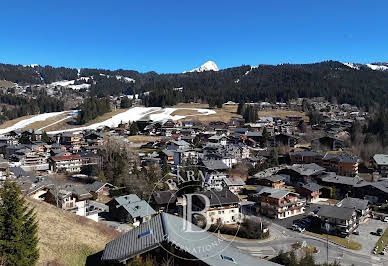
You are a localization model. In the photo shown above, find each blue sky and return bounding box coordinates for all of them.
[0,0,387,73]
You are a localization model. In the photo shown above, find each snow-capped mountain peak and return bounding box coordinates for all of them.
[184,60,219,73]
[342,62,388,71]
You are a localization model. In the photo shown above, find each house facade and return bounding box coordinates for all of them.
[253,187,305,219]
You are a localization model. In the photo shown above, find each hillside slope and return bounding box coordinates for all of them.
[28,199,120,266]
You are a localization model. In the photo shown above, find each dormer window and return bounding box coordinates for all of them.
[220,255,235,263]
[138,230,152,238]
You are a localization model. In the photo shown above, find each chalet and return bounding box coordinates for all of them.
[252,187,305,219]
[295,183,322,203]
[151,190,177,213]
[88,181,116,196]
[277,163,325,184]
[337,197,370,222]
[311,136,344,151]
[290,151,325,165]
[185,189,241,225]
[221,177,245,194]
[167,140,190,151]
[161,150,174,165]
[45,184,97,221]
[208,135,228,146]
[255,175,285,188]
[372,154,388,178]
[101,213,278,265]
[107,194,156,225]
[317,205,357,236]
[173,148,199,165]
[273,133,299,147]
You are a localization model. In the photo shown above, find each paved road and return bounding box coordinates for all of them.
[229,221,388,266]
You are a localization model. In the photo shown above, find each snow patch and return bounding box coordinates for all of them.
[342,62,360,70]
[0,111,71,134]
[115,75,135,83]
[366,64,388,71]
[47,107,216,134]
[184,61,219,73]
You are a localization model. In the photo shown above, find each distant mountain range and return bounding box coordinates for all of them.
[1,60,388,109]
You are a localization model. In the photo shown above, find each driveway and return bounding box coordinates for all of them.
[349,218,388,255]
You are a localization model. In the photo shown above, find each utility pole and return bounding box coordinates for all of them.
[325,219,329,264]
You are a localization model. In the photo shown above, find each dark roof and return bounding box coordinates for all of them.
[301,183,322,192]
[261,175,285,183]
[101,213,279,265]
[317,205,355,220]
[188,189,240,207]
[152,190,177,205]
[339,197,369,211]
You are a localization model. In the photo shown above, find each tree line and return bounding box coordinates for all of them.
[76,96,111,125]
[0,93,64,124]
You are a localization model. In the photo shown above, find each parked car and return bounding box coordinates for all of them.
[377,228,383,236]
[384,217,388,222]
[352,230,360,235]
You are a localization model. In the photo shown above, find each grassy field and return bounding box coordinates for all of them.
[171,109,201,116]
[305,231,361,250]
[0,80,15,88]
[128,135,162,144]
[259,109,309,121]
[172,103,241,123]
[375,227,388,254]
[29,199,120,266]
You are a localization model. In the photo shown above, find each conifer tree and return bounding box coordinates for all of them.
[129,121,139,136]
[0,181,39,266]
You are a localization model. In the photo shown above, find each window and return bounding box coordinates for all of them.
[220,255,235,263]
[138,230,152,238]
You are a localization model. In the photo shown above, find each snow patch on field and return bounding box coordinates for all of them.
[47,107,215,134]
[49,80,91,90]
[0,111,71,134]
[0,107,216,135]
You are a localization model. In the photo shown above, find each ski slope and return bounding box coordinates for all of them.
[47,107,215,134]
[0,111,73,134]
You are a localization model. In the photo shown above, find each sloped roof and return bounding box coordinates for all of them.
[188,189,240,207]
[256,186,293,199]
[113,195,156,219]
[152,190,177,205]
[301,183,322,192]
[373,154,388,166]
[202,160,228,170]
[317,205,355,220]
[101,213,279,265]
[222,177,245,186]
[338,197,369,211]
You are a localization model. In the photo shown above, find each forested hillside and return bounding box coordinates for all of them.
[1,61,388,110]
